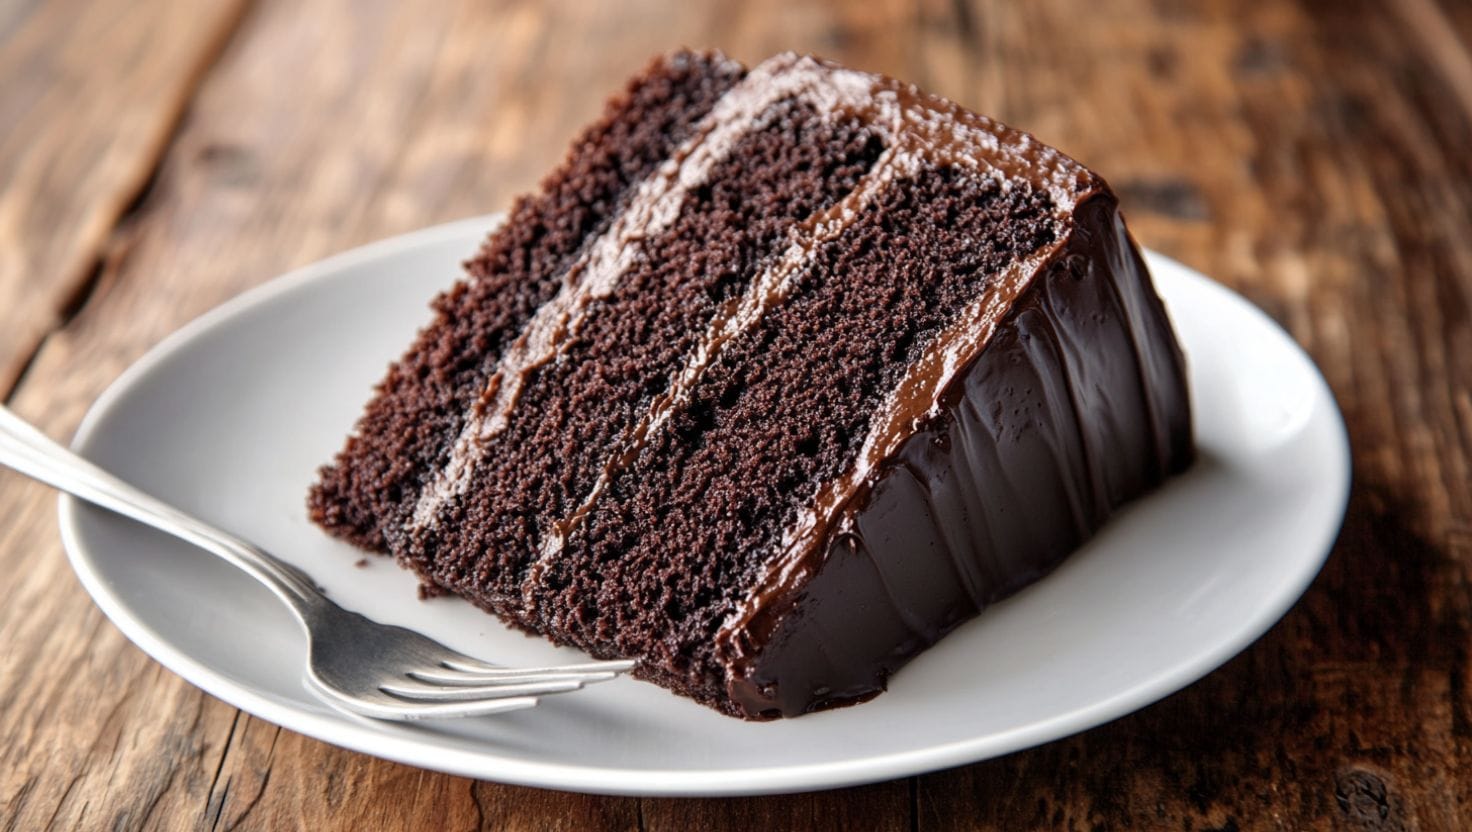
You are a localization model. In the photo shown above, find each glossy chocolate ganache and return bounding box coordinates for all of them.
[724,197,1192,717]
[309,51,1193,719]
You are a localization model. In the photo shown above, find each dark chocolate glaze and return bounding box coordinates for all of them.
[724,194,1194,718]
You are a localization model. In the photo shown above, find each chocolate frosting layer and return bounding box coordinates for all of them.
[725,195,1193,718]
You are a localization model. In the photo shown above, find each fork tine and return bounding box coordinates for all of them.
[381,678,587,702]
[439,656,638,676]
[1,401,635,724]
[307,676,542,721]
[410,667,623,686]
[387,698,539,720]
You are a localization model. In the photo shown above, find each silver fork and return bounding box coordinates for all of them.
[0,405,634,720]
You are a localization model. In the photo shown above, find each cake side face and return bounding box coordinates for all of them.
[532,163,1067,710]
[724,195,1194,717]
[513,56,1140,716]
[405,93,886,628]
[306,50,744,556]
[307,51,1194,720]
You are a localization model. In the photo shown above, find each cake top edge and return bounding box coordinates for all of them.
[746,50,1107,206]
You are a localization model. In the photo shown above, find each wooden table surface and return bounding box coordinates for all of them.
[3,0,1470,828]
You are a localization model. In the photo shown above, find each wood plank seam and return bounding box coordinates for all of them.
[1390,0,1472,128]
[40,774,82,831]
[2,221,143,408]
[1,0,256,403]
[216,724,280,832]
[2,775,37,832]
[204,710,243,826]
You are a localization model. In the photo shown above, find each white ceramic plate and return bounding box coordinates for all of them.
[58,216,1349,796]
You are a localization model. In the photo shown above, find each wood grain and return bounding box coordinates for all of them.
[0,0,249,395]
[2,0,1470,828]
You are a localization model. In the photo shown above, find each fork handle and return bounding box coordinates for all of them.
[0,405,322,613]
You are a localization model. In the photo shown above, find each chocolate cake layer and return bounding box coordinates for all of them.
[308,51,743,553]
[532,165,1062,711]
[406,97,885,627]
[726,196,1192,717]
[309,51,1194,719]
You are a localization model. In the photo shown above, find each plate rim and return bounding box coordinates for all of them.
[55,216,1351,796]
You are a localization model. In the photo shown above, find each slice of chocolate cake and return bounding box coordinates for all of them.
[309,50,1193,719]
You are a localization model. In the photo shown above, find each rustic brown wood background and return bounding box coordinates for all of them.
[2,0,1469,828]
